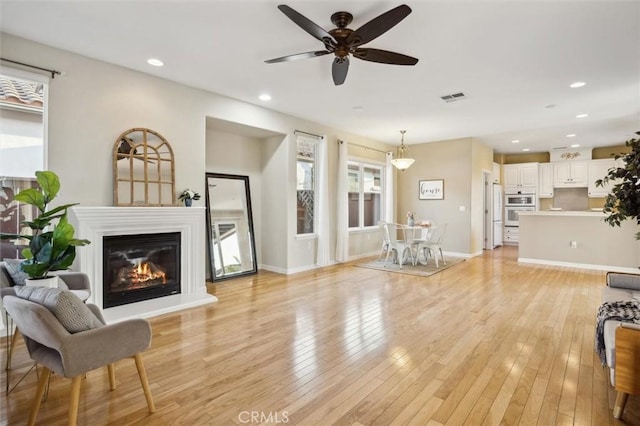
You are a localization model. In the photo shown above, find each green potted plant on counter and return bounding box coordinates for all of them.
[0,171,90,286]
[596,131,640,239]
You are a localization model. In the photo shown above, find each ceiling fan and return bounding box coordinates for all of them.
[265,4,419,85]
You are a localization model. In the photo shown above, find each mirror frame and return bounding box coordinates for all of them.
[205,172,258,282]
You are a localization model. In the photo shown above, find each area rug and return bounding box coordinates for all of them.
[355,256,465,277]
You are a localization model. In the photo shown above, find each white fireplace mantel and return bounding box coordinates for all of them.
[68,206,217,322]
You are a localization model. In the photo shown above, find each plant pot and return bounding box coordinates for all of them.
[25,276,59,288]
[184,199,193,207]
[408,218,415,227]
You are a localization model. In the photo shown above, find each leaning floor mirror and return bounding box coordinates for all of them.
[205,173,257,281]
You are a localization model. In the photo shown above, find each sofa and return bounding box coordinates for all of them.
[600,272,640,419]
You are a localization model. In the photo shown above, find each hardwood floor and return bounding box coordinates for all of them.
[1,246,638,425]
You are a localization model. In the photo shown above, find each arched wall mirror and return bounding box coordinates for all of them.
[205,173,257,281]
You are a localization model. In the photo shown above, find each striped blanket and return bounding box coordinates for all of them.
[594,300,640,365]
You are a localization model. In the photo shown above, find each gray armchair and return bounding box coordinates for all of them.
[1,271,93,373]
[3,293,155,426]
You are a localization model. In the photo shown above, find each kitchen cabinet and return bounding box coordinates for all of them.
[504,226,519,244]
[492,162,501,184]
[553,161,588,188]
[503,163,538,192]
[588,158,620,197]
[538,163,554,198]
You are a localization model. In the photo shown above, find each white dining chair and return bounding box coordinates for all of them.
[383,223,413,268]
[411,227,435,265]
[378,221,390,260]
[416,224,447,268]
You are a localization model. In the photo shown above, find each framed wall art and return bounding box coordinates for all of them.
[419,179,444,200]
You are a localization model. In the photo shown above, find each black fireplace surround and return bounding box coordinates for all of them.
[103,232,181,308]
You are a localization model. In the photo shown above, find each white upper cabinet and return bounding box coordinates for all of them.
[538,163,554,198]
[588,158,620,197]
[503,162,538,192]
[553,161,588,187]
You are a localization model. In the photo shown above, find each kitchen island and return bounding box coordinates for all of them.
[518,210,639,272]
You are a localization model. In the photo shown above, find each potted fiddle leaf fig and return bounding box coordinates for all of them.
[595,131,640,239]
[0,171,90,282]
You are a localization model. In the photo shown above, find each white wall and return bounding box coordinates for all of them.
[396,138,473,255]
[1,33,395,273]
[471,139,495,254]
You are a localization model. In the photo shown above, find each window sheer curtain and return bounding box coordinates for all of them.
[385,152,394,223]
[335,140,348,262]
[316,136,330,266]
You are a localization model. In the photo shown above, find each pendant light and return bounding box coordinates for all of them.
[390,130,415,171]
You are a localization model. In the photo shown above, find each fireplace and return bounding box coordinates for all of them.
[103,232,181,308]
[69,206,216,322]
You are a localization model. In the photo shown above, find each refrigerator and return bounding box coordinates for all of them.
[492,184,503,247]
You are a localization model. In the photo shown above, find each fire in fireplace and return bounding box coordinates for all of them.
[103,232,181,308]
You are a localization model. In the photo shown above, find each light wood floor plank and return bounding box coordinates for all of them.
[1,246,639,425]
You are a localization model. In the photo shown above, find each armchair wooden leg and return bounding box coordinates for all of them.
[68,376,82,426]
[107,363,116,390]
[613,391,629,419]
[28,366,50,426]
[134,353,155,413]
[6,327,20,371]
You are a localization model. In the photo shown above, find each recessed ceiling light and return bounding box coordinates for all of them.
[522,148,530,152]
[576,113,589,118]
[511,140,520,144]
[570,144,580,148]
[146,58,164,67]
[570,81,586,88]
[258,93,272,101]
[566,134,576,138]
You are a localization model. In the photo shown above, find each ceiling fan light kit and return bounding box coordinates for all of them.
[265,4,419,85]
[391,130,415,171]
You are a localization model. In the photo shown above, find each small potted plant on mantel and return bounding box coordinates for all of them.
[0,171,90,287]
[178,189,200,207]
[596,131,640,240]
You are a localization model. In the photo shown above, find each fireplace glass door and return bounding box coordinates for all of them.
[205,173,257,281]
[103,232,181,307]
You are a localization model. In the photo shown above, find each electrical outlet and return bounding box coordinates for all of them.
[570,241,578,248]
[459,205,466,212]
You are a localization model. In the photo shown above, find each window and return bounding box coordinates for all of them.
[348,161,383,229]
[0,70,48,259]
[296,136,317,234]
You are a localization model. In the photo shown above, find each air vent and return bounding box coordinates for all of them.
[440,92,467,103]
[552,146,568,150]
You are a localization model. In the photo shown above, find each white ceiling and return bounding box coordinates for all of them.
[1,0,638,154]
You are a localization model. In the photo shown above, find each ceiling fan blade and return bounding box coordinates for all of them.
[332,57,349,86]
[278,5,337,46]
[347,5,412,47]
[353,48,418,65]
[265,50,330,64]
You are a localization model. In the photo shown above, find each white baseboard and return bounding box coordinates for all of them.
[347,251,380,262]
[259,261,337,275]
[443,250,479,259]
[518,257,640,273]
